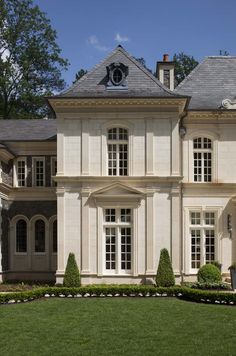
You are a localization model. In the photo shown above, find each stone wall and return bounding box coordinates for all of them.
[1,160,13,186]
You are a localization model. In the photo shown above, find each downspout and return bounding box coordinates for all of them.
[179,111,187,284]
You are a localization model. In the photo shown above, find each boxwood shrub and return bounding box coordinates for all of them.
[63,253,81,287]
[156,248,175,287]
[197,264,222,283]
[0,285,235,305]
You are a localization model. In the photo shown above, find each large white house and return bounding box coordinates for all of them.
[0,46,236,284]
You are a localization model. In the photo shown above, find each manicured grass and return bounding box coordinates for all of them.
[0,298,236,355]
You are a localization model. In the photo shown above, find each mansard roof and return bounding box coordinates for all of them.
[175,56,236,110]
[58,46,184,99]
[0,119,56,141]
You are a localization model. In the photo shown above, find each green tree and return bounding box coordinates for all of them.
[72,69,88,84]
[173,52,198,85]
[156,248,175,287]
[134,57,152,73]
[63,253,81,287]
[0,0,68,119]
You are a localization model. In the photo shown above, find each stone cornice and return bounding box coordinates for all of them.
[7,187,57,201]
[54,175,183,185]
[183,182,236,197]
[186,110,236,122]
[48,97,187,114]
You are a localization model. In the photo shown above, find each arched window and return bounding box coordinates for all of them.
[35,219,45,253]
[107,128,128,176]
[53,220,57,253]
[16,219,27,253]
[193,137,212,182]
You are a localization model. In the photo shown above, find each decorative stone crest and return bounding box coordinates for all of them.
[106,62,129,89]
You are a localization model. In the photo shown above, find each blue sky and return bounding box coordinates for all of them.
[34,0,236,87]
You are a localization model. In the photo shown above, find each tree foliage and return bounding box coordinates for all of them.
[156,248,175,287]
[63,253,81,287]
[0,0,69,119]
[72,69,88,84]
[134,57,152,73]
[173,52,198,86]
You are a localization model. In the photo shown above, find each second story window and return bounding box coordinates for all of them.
[33,157,45,187]
[108,128,128,176]
[193,137,212,182]
[16,158,27,187]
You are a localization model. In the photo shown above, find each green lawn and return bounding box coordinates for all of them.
[0,298,236,356]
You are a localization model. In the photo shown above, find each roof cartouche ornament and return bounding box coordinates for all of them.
[221,99,236,109]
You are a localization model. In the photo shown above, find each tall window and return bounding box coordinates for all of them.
[104,208,132,273]
[190,211,216,269]
[33,158,45,187]
[16,219,27,253]
[52,219,57,253]
[193,137,212,182]
[35,219,45,253]
[107,128,128,176]
[16,159,26,187]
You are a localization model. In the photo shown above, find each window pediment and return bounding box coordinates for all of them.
[91,183,144,205]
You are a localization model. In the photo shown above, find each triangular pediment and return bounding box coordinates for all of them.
[91,183,144,198]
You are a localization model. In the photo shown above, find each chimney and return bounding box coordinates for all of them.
[156,54,175,91]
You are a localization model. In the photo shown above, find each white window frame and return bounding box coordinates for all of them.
[193,137,212,182]
[51,157,57,187]
[184,207,222,274]
[107,128,128,176]
[32,157,45,187]
[187,131,218,183]
[103,208,133,275]
[14,157,27,187]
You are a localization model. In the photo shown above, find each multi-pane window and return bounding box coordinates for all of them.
[193,137,212,182]
[16,159,26,187]
[16,219,27,253]
[51,157,57,187]
[190,211,216,269]
[33,158,45,187]
[52,220,57,253]
[104,208,132,273]
[107,128,128,176]
[35,219,45,253]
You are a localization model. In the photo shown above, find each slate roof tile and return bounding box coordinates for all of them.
[175,56,236,109]
[0,119,56,141]
[58,46,183,98]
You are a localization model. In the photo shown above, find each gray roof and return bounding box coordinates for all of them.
[175,56,236,110]
[0,119,56,141]
[59,46,183,98]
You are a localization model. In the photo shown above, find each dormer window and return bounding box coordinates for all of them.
[112,68,123,85]
[106,62,128,89]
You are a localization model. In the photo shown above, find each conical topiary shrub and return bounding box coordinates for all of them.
[156,248,175,287]
[63,252,81,287]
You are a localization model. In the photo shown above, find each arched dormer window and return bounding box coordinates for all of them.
[107,128,128,176]
[35,219,45,253]
[193,137,212,182]
[16,219,27,253]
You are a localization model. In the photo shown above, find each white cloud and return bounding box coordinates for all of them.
[87,35,109,52]
[115,33,130,43]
